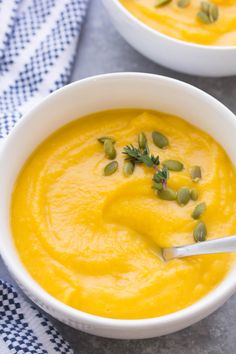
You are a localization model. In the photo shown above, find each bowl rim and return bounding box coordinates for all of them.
[107,0,236,51]
[1,72,236,329]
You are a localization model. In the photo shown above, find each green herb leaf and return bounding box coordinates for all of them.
[123,145,145,163]
[152,166,169,191]
[123,145,160,168]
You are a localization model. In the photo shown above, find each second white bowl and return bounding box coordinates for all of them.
[102,0,236,77]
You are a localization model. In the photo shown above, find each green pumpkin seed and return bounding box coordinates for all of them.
[163,159,184,171]
[153,181,163,191]
[158,188,177,201]
[155,0,171,7]
[98,136,116,144]
[198,2,219,24]
[104,161,118,176]
[177,187,190,206]
[152,131,169,149]
[104,139,116,160]
[209,3,219,22]
[191,202,206,220]
[197,11,211,24]
[201,1,210,13]
[193,222,207,242]
[190,188,198,201]
[123,160,135,177]
[190,166,202,182]
[177,0,190,8]
[138,132,147,150]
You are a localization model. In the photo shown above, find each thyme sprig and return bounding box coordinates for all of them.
[123,144,160,168]
[153,167,169,190]
[123,143,168,190]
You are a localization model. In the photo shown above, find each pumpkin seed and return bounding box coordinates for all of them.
[153,182,163,191]
[177,187,190,206]
[190,188,198,201]
[201,1,210,13]
[190,166,202,182]
[177,0,190,8]
[163,159,184,171]
[209,3,219,22]
[197,11,211,23]
[193,222,207,242]
[104,139,116,160]
[155,0,171,7]
[98,136,116,144]
[123,160,135,177]
[104,161,118,176]
[138,132,147,150]
[158,188,177,201]
[191,202,206,219]
[198,2,219,24]
[152,131,169,149]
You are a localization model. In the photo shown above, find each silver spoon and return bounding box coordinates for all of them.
[161,235,236,261]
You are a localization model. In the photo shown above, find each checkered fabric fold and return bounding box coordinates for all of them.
[0,0,89,352]
[0,0,89,138]
[0,280,74,354]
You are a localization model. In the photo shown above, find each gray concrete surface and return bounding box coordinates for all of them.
[1,0,236,353]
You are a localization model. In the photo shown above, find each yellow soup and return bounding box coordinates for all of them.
[11,109,236,319]
[120,0,236,45]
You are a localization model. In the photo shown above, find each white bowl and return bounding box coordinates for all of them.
[102,0,236,77]
[0,73,236,339]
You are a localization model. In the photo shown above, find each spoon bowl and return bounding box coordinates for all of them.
[162,235,236,261]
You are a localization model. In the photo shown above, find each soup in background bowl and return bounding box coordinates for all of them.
[119,0,236,46]
[1,73,236,338]
[102,0,236,76]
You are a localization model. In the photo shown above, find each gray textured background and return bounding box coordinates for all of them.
[1,0,236,353]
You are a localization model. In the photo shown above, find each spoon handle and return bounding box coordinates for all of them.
[163,235,236,261]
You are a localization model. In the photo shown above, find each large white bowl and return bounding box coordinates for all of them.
[102,0,236,77]
[0,73,236,339]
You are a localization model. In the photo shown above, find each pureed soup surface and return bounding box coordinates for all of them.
[120,0,236,45]
[11,109,236,319]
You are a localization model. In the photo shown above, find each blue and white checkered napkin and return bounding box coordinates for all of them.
[0,0,88,138]
[0,0,89,352]
[0,281,74,354]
